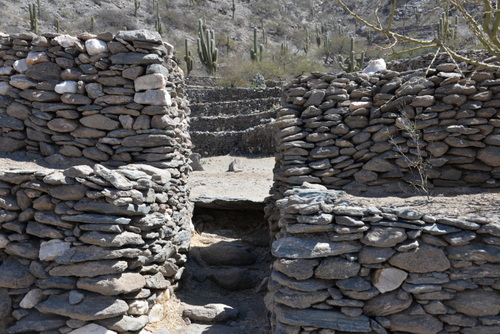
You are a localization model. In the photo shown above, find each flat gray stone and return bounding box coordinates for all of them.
[363,290,413,316]
[116,29,163,43]
[361,227,407,247]
[273,258,319,280]
[389,243,450,273]
[314,257,360,279]
[271,271,333,292]
[77,273,146,295]
[94,164,134,190]
[110,52,163,65]
[6,311,66,333]
[56,245,142,264]
[275,287,330,309]
[447,244,500,262]
[275,305,370,332]
[79,231,144,247]
[389,312,443,334]
[272,236,362,259]
[36,292,129,321]
[182,303,239,323]
[446,289,500,317]
[97,315,149,332]
[0,258,35,288]
[49,260,128,277]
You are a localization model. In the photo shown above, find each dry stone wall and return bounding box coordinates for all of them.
[271,64,500,201]
[265,64,500,333]
[0,30,192,334]
[266,185,499,334]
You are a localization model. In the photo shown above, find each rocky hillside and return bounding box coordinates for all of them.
[0,0,478,81]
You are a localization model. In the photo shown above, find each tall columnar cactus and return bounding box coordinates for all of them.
[155,1,163,35]
[438,13,458,42]
[250,27,265,62]
[315,24,321,47]
[184,39,194,76]
[28,3,38,33]
[335,36,365,72]
[55,18,60,33]
[231,0,236,20]
[134,0,141,17]
[304,28,310,54]
[197,18,218,75]
[90,17,95,33]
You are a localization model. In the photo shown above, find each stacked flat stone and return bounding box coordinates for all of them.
[266,185,500,334]
[0,29,191,168]
[0,30,192,334]
[0,163,192,333]
[188,86,281,156]
[272,64,500,198]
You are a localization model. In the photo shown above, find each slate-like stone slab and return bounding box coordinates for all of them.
[272,236,362,259]
[275,305,371,332]
[0,258,35,289]
[389,243,451,273]
[36,292,129,321]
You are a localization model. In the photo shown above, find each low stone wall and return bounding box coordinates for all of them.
[0,163,192,333]
[266,185,499,334]
[272,64,500,201]
[0,30,190,167]
[0,30,192,334]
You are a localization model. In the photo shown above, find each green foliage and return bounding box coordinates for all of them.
[28,3,38,33]
[197,18,218,75]
[335,36,365,72]
[184,39,194,76]
[250,27,265,61]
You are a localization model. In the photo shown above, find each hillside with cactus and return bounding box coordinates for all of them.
[0,0,484,85]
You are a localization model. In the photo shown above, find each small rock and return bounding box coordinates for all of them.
[182,303,239,323]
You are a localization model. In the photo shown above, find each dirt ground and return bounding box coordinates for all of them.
[190,155,500,221]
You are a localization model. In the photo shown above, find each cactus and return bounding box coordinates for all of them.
[184,39,194,76]
[315,25,321,47]
[231,0,236,20]
[37,0,41,16]
[90,17,94,33]
[155,1,163,35]
[438,13,458,42]
[304,28,310,54]
[335,36,365,72]
[55,18,59,33]
[28,3,38,33]
[134,0,141,17]
[197,18,218,75]
[250,27,265,61]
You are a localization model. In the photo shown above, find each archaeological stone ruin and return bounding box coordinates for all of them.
[0,26,499,334]
[0,30,192,333]
[265,58,500,333]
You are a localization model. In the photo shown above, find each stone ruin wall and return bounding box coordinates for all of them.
[265,64,500,333]
[266,186,499,334]
[0,30,192,334]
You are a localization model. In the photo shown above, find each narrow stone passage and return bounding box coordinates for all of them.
[177,207,272,333]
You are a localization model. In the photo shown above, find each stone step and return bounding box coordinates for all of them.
[190,109,276,132]
[189,97,280,117]
[187,87,282,103]
[190,123,274,156]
